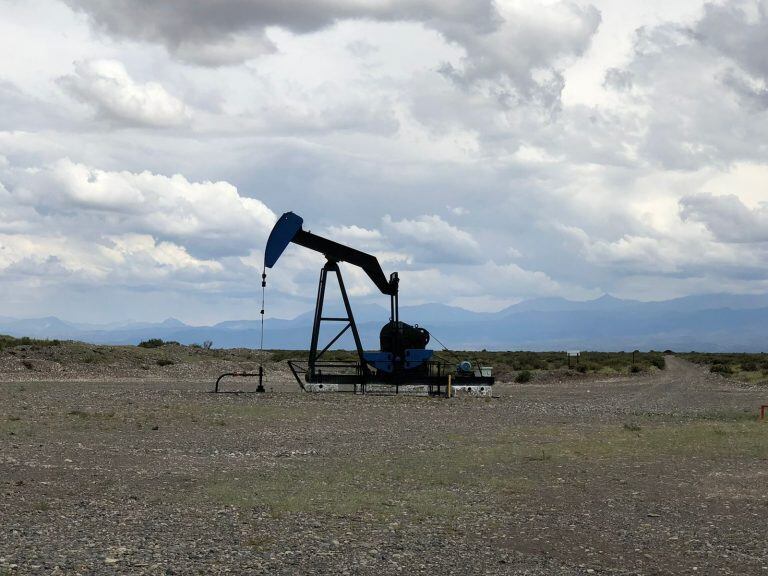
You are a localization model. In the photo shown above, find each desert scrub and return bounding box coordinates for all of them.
[514,370,532,383]
[0,334,61,350]
[710,363,733,375]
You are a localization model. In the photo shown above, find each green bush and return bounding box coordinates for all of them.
[710,363,733,375]
[650,356,666,370]
[514,370,532,383]
[0,334,60,350]
[138,338,164,348]
[630,365,641,373]
[156,358,174,367]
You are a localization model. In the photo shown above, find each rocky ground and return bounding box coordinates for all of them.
[1,355,767,575]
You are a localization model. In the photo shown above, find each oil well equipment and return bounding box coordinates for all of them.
[264,211,494,395]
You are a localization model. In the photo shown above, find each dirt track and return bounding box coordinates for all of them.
[1,357,767,575]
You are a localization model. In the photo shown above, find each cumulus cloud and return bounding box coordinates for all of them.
[0,232,221,287]
[6,158,276,258]
[60,59,192,127]
[382,214,481,264]
[64,0,600,107]
[695,0,768,81]
[61,0,495,64]
[680,192,768,243]
[598,1,768,170]
[438,1,600,104]
[325,225,384,250]
[5,0,768,323]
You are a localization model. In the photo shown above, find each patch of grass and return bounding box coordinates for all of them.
[692,408,756,422]
[32,500,50,511]
[66,409,115,420]
[245,536,276,552]
[540,421,768,460]
[206,418,767,519]
[525,449,552,461]
[206,439,533,518]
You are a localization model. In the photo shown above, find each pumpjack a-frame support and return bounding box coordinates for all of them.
[308,260,371,381]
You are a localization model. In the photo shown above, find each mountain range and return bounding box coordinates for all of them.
[2,293,768,352]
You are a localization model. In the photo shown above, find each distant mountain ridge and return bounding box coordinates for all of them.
[2,293,768,352]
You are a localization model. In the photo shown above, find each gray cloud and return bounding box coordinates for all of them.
[695,0,768,80]
[64,0,599,108]
[4,0,768,323]
[680,193,768,243]
[599,1,768,170]
[63,0,497,65]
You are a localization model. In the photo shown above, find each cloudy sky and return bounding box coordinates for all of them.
[1,0,767,324]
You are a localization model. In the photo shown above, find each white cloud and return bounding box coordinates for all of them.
[680,193,768,243]
[64,0,600,108]
[4,0,768,322]
[9,158,276,258]
[382,214,481,264]
[0,232,221,286]
[60,59,192,127]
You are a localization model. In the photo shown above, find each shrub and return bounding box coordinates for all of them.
[576,364,588,373]
[0,335,60,350]
[710,363,733,375]
[650,356,666,370]
[630,365,641,373]
[514,370,532,383]
[138,338,164,348]
[740,361,759,372]
[156,358,174,367]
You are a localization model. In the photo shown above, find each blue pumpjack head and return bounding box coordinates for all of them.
[264,211,303,269]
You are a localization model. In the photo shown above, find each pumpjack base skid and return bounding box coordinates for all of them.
[287,359,494,396]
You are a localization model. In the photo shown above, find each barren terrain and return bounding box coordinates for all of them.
[1,355,767,575]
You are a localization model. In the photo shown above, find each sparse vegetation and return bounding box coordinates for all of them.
[710,363,734,375]
[138,338,165,348]
[269,349,668,380]
[682,352,768,383]
[514,370,532,383]
[0,334,61,350]
[0,353,765,574]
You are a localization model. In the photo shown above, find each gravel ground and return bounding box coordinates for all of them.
[1,356,767,575]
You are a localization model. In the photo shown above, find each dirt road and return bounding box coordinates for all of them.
[1,358,767,575]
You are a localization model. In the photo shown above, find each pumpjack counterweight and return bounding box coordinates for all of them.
[265,211,494,394]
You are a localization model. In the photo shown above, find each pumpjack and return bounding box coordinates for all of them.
[265,212,494,394]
